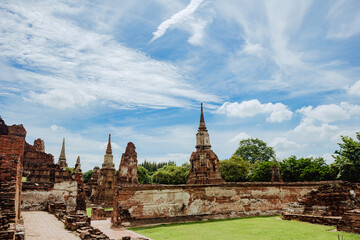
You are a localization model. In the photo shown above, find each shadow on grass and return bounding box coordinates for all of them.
[130,215,278,231]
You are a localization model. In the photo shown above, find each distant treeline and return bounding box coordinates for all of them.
[139,160,175,173]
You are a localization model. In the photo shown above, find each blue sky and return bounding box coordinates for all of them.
[1,0,359,171]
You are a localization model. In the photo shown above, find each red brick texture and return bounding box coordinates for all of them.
[112,181,336,227]
[0,124,25,239]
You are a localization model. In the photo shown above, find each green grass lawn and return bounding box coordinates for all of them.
[131,216,360,240]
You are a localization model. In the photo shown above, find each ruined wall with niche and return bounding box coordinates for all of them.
[21,181,78,211]
[113,181,340,227]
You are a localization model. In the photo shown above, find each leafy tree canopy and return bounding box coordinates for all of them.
[82,169,93,183]
[333,132,360,182]
[137,166,152,184]
[249,161,275,182]
[219,156,250,182]
[152,163,189,184]
[279,156,336,182]
[139,160,175,174]
[233,138,275,164]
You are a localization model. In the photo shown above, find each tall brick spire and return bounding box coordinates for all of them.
[59,138,66,160]
[198,103,207,132]
[106,134,112,155]
[58,138,67,169]
[102,134,115,168]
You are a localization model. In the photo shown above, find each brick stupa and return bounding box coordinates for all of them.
[97,134,116,206]
[187,104,224,184]
[57,138,67,170]
[117,142,139,184]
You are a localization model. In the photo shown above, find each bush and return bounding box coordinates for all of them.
[219,156,250,182]
[249,161,274,182]
[152,163,189,184]
[137,166,152,184]
[280,156,336,182]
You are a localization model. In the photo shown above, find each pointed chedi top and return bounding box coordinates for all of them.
[74,155,81,173]
[198,103,207,132]
[58,137,67,169]
[59,138,66,161]
[106,133,112,155]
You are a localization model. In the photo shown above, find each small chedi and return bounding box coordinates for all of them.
[72,156,86,213]
[271,164,283,182]
[117,142,139,184]
[187,104,224,184]
[96,134,116,206]
[57,138,68,170]
[87,166,100,200]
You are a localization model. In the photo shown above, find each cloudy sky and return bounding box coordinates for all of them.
[1,0,359,171]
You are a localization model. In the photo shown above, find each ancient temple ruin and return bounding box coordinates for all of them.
[96,134,116,206]
[117,142,139,184]
[57,138,67,170]
[187,104,224,184]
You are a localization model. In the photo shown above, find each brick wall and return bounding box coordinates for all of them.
[0,130,25,239]
[112,181,338,227]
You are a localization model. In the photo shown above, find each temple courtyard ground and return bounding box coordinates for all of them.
[23,211,80,240]
[132,216,360,240]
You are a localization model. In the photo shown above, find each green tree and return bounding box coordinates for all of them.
[234,138,275,164]
[66,167,74,175]
[137,166,152,184]
[249,161,274,182]
[333,132,360,182]
[152,163,189,184]
[139,160,175,174]
[82,170,93,183]
[219,156,250,182]
[280,156,336,182]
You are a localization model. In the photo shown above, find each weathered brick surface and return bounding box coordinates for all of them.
[282,182,360,233]
[300,182,360,216]
[337,209,360,234]
[112,181,334,227]
[23,140,55,183]
[87,166,100,200]
[93,135,116,206]
[91,207,113,220]
[0,121,25,239]
[117,142,138,184]
[187,104,224,184]
[271,164,283,182]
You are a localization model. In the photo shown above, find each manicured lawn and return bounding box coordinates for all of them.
[131,216,360,240]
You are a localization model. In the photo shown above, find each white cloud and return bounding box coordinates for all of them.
[348,80,360,96]
[322,153,334,164]
[217,99,293,122]
[50,125,65,132]
[188,19,207,46]
[327,0,360,39]
[0,0,219,110]
[144,153,189,164]
[297,102,360,123]
[241,41,264,57]
[270,137,305,151]
[293,121,339,138]
[230,132,250,143]
[150,0,203,43]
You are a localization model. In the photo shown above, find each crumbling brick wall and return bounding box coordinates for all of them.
[282,182,360,232]
[0,121,25,239]
[112,181,333,227]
